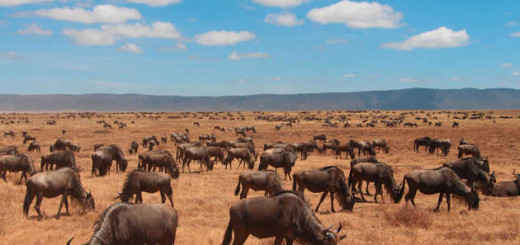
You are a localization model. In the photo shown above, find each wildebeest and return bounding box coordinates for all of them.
[293,166,355,212]
[258,148,297,180]
[0,153,36,184]
[129,140,139,154]
[459,138,470,145]
[199,133,216,143]
[27,140,41,153]
[138,150,179,178]
[161,136,167,144]
[222,191,345,245]
[0,145,18,156]
[442,158,492,189]
[457,144,481,159]
[348,156,379,195]
[349,140,375,156]
[142,136,160,148]
[41,151,77,171]
[207,146,226,165]
[313,134,327,143]
[23,167,95,219]
[176,142,201,161]
[321,139,340,154]
[372,139,389,154]
[401,167,479,211]
[435,122,442,127]
[182,145,213,173]
[91,145,128,176]
[118,170,174,207]
[93,143,104,152]
[414,136,432,152]
[23,135,36,144]
[291,141,320,160]
[69,203,178,245]
[3,130,15,137]
[452,122,459,128]
[234,170,283,199]
[481,170,520,196]
[223,147,256,169]
[348,162,401,203]
[429,139,451,156]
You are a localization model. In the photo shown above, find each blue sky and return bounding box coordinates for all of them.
[0,0,519,95]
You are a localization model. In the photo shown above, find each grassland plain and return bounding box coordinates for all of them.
[0,110,519,245]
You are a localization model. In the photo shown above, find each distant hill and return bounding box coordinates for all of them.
[0,88,519,111]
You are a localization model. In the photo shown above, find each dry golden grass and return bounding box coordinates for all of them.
[1,110,520,244]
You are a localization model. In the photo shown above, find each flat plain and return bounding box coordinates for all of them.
[0,110,519,245]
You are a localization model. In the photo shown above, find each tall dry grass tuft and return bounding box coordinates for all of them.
[383,205,433,229]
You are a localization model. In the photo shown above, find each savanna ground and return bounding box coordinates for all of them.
[1,110,519,245]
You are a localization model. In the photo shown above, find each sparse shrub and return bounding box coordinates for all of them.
[383,205,433,229]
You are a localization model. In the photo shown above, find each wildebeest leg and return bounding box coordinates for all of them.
[374,182,384,204]
[1,171,7,182]
[136,191,142,204]
[435,193,444,212]
[240,186,249,199]
[446,193,451,211]
[365,182,371,195]
[63,195,69,215]
[19,171,28,184]
[34,193,44,219]
[316,192,328,212]
[330,192,336,212]
[274,236,283,245]
[405,187,417,207]
[232,228,249,245]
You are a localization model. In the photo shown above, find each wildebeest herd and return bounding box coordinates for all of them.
[0,110,519,244]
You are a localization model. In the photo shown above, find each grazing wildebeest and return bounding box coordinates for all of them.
[348,162,401,203]
[481,170,520,197]
[292,141,320,160]
[207,140,231,150]
[452,122,459,128]
[182,145,213,173]
[176,142,201,161]
[91,145,128,176]
[23,135,36,144]
[459,138,470,145]
[429,139,451,156]
[401,167,480,211]
[93,143,104,152]
[139,150,180,178]
[372,139,389,154]
[161,136,167,144]
[443,158,492,189]
[234,170,284,199]
[321,139,340,154]
[142,136,159,148]
[199,134,215,143]
[263,142,294,151]
[457,144,481,159]
[22,130,28,137]
[435,122,442,127]
[118,170,174,207]
[50,138,71,152]
[207,146,226,165]
[68,143,81,152]
[349,140,375,156]
[129,140,139,154]
[313,134,327,143]
[414,136,432,152]
[0,154,36,184]
[41,151,76,171]
[258,148,297,180]
[0,145,18,156]
[222,191,345,245]
[69,203,178,245]
[3,130,15,137]
[23,167,95,219]
[27,140,41,153]
[148,141,156,151]
[293,166,355,212]
[348,156,379,195]
[223,147,256,169]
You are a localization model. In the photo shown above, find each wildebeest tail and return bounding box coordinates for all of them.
[23,179,34,216]
[222,220,233,245]
[234,176,241,196]
[347,167,354,188]
[395,176,406,203]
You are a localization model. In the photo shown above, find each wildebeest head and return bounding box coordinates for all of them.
[513,169,520,180]
[466,188,480,210]
[322,224,346,244]
[83,191,95,211]
[119,159,128,172]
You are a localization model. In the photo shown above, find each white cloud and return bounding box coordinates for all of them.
[273,76,281,81]
[127,0,181,7]
[195,31,255,46]
[506,20,519,27]
[174,42,187,51]
[382,26,469,51]
[237,78,247,82]
[326,38,348,44]
[63,28,116,45]
[63,22,181,46]
[343,73,356,78]
[17,23,52,36]
[119,43,143,54]
[513,71,520,76]
[307,0,402,29]
[0,51,22,60]
[26,5,142,24]
[253,0,309,8]
[501,63,513,69]
[264,12,303,27]
[228,51,269,60]
[0,0,51,7]
[510,32,520,37]
[400,77,436,83]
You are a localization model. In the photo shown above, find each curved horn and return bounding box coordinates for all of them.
[514,169,517,176]
[324,224,334,231]
[335,223,343,233]
[66,237,74,245]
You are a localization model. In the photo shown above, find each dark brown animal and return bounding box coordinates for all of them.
[223,147,256,169]
[457,144,481,159]
[372,139,389,154]
[129,140,139,154]
[481,170,520,196]
[27,140,41,153]
[41,151,76,171]
[258,148,297,180]
[118,170,174,207]
[0,154,36,184]
[182,145,213,173]
[234,170,283,199]
[348,162,401,203]
[414,136,432,152]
